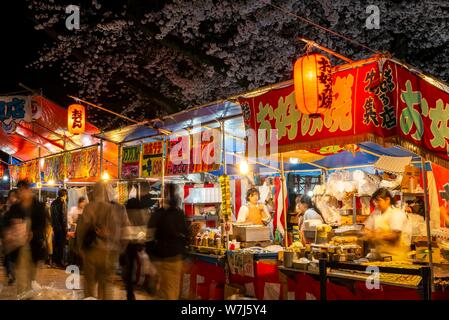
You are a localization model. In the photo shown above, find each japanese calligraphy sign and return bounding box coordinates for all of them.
[239,59,396,155]
[189,129,221,174]
[0,96,42,134]
[390,60,449,163]
[429,163,449,228]
[67,104,86,135]
[141,141,164,178]
[44,155,65,182]
[166,136,190,176]
[66,147,98,179]
[165,129,222,176]
[294,53,333,115]
[9,161,40,186]
[121,146,140,179]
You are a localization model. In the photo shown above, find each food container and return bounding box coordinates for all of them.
[293,260,308,271]
[346,253,356,261]
[232,224,271,242]
[308,262,319,273]
[284,251,294,268]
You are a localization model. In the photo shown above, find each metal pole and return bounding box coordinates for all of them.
[138,183,141,200]
[319,258,327,301]
[63,137,67,189]
[38,147,42,202]
[421,266,431,300]
[161,138,166,207]
[420,157,434,291]
[280,153,288,247]
[100,139,104,176]
[9,155,13,190]
[221,120,229,250]
[118,143,122,180]
[298,38,354,63]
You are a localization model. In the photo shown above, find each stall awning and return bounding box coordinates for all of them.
[237,56,449,169]
[96,101,243,144]
[0,95,118,178]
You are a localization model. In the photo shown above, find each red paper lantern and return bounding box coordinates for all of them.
[67,104,86,135]
[294,53,333,116]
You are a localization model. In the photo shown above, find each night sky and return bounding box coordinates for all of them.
[1,0,449,163]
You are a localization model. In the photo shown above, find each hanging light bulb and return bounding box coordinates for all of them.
[239,161,249,175]
[102,171,110,181]
[48,180,55,186]
[289,157,299,164]
[82,135,91,146]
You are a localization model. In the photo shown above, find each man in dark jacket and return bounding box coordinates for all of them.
[51,189,68,268]
[4,180,48,295]
[147,183,187,300]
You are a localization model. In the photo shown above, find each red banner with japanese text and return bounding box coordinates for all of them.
[9,160,40,185]
[389,60,449,165]
[166,130,222,176]
[166,136,189,176]
[66,147,99,179]
[239,57,449,167]
[43,155,65,182]
[239,58,398,156]
[429,163,449,228]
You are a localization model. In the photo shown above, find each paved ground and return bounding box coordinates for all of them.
[0,262,154,300]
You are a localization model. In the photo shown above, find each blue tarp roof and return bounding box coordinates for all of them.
[216,141,421,176]
[98,101,243,145]
[98,97,422,177]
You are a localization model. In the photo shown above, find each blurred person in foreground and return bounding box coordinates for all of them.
[120,197,152,300]
[362,188,411,261]
[43,197,53,267]
[76,182,129,300]
[50,189,68,268]
[2,180,47,296]
[147,183,188,300]
[0,189,19,285]
[67,197,87,265]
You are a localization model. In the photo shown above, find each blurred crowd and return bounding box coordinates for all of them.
[0,180,188,300]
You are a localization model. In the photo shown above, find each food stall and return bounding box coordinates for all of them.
[94,50,449,300]
[237,53,449,300]
[1,95,118,200]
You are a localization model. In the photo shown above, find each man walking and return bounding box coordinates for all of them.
[51,189,68,268]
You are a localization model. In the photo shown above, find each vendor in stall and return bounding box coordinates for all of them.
[297,195,325,243]
[237,187,271,226]
[362,188,412,261]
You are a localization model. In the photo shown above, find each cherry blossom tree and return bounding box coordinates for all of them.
[26,0,449,129]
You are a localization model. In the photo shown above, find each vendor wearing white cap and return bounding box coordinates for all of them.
[362,188,411,261]
[237,187,271,225]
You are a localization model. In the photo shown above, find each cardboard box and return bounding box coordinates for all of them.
[232,224,271,242]
[401,165,421,192]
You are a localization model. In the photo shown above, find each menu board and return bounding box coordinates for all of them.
[121,146,140,179]
[141,141,164,178]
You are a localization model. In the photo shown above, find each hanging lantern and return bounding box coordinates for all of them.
[67,104,86,135]
[294,53,333,116]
